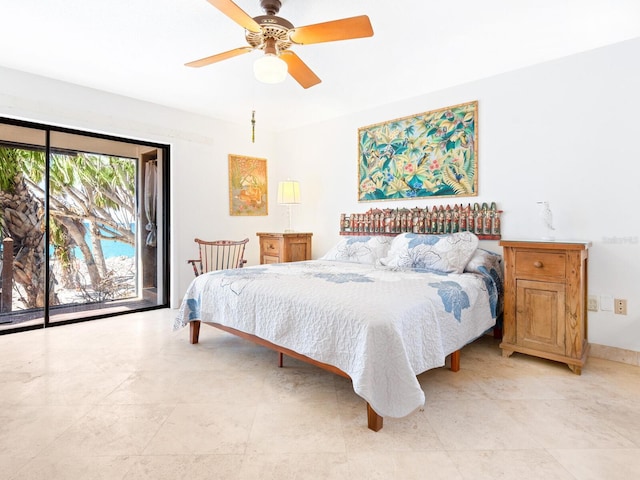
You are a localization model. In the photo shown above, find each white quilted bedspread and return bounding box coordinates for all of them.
[175,260,495,418]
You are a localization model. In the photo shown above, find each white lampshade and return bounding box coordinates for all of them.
[277,180,301,205]
[254,54,288,84]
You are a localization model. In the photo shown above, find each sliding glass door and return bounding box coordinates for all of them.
[0,118,169,332]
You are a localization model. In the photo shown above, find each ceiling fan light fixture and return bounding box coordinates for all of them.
[253,54,288,84]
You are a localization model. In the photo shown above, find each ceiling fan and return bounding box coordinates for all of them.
[186,0,374,88]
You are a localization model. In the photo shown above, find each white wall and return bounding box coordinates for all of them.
[276,37,640,352]
[2,37,638,352]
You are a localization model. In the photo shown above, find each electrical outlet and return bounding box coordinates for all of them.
[587,295,599,312]
[615,298,627,315]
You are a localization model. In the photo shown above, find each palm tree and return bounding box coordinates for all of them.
[0,148,59,308]
[1,146,136,309]
[24,151,135,285]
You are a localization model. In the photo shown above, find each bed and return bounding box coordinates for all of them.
[175,231,503,431]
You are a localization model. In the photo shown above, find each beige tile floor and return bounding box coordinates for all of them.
[1,308,640,479]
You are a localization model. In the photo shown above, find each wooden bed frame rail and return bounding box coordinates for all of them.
[189,320,461,431]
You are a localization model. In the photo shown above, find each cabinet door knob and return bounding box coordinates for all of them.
[533,261,543,268]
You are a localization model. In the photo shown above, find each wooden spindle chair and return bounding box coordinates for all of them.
[187,238,249,276]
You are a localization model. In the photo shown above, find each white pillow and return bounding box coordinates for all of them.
[380,231,479,273]
[320,236,394,265]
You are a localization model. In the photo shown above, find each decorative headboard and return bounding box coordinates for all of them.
[339,202,502,240]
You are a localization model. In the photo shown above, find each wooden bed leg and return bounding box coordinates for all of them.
[449,349,461,372]
[278,352,284,367]
[190,321,201,344]
[367,403,383,432]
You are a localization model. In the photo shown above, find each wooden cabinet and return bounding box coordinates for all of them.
[499,240,591,374]
[256,232,312,264]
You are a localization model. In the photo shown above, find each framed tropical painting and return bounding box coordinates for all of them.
[357,101,478,201]
[228,154,268,216]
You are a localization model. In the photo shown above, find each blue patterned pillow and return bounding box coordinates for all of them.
[380,232,479,273]
[320,236,394,265]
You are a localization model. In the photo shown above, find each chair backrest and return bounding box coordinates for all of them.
[191,238,249,276]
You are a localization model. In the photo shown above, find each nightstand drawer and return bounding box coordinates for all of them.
[262,239,281,255]
[515,250,566,279]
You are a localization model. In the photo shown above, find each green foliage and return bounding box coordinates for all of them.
[50,220,73,267]
[0,147,46,192]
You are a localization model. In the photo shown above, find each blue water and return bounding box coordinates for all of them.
[52,240,135,260]
[50,240,134,260]
[51,223,136,260]
[80,223,135,259]
[92,240,134,259]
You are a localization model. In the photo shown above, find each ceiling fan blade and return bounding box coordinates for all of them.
[280,51,321,89]
[289,15,373,45]
[206,0,261,33]
[185,46,253,67]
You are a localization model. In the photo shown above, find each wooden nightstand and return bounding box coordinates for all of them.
[256,232,313,264]
[499,240,591,374]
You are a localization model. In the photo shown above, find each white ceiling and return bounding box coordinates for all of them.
[2,0,640,132]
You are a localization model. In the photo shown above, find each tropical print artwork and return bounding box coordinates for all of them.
[228,154,268,216]
[358,101,478,201]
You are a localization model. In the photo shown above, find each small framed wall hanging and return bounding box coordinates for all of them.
[358,100,478,201]
[228,154,268,216]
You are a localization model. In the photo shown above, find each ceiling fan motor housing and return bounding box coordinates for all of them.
[246,15,294,53]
